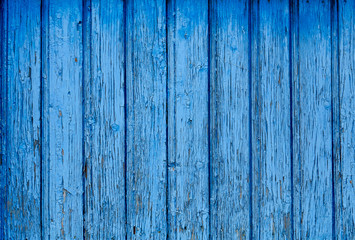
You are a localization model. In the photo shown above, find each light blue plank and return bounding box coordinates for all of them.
[336,0,355,238]
[83,0,126,238]
[251,0,292,239]
[167,0,209,238]
[293,1,333,238]
[126,0,167,238]
[42,0,84,238]
[3,0,42,238]
[209,0,250,239]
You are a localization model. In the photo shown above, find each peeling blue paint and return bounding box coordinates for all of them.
[0,0,354,239]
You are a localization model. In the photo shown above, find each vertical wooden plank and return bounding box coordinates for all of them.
[290,1,301,239]
[336,0,355,238]
[3,0,42,238]
[0,0,7,238]
[251,0,292,239]
[209,0,250,239]
[42,0,84,238]
[292,0,333,238]
[167,0,209,238]
[126,0,167,238]
[83,0,126,238]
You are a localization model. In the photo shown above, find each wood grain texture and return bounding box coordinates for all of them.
[1,1,355,238]
[335,0,355,238]
[167,0,209,238]
[126,0,167,238]
[1,0,41,238]
[251,0,292,239]
[0,1,6,236]
[209,0,250,239]
[42,0,84,238]
[292,0,333,238]
[83,0,126,239]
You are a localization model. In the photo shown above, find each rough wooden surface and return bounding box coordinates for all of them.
[0,1,6,236]
[42,0,84,238]
[167,0,210,239]
[83,0,126,239]
[126,0,167,238]
[251,0,292,239]
[336,0,355,238]
[1,0,354,239]
[293,0,333,238]
[210,0,250,239]
[2,0,41,238]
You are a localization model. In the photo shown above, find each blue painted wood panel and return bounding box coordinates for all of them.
[336,0,355,238]
[83,0,126,239]
[0,1,6,237]
[1,0,41,238]
[251,1,292,239]
[210,0,250,239]
[1,0,354,239]
[42,0,84,238]
[293,1,333,238]
[167,0,209,239]
[126,0,167,238]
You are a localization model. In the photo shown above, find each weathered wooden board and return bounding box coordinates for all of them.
[210,0,250,239]
[1,0,41,238]
[335,0,355,238]
[251,0,292,239]
[83,0,126,239]
[0,1,6,236]
[42,0,84,238]
[292,0,333,238]
[167,0,210,239]
[126,0,167,238]
[0,0,354,239]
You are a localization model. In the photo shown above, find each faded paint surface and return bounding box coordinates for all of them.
[293,1,333,239]
[336,0,355,238]
[1,0,41,239]
[167,0,209,239]
[210,0,250,239]
[251,1,292,239]
[42,0,84,239]
[83,0,126,239]
[0,0,354,239]
[126,0,167,239]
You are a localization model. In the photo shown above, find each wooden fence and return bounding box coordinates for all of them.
[0,0,354,239]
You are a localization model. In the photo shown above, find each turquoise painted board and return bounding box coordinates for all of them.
[1,0,354,239]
